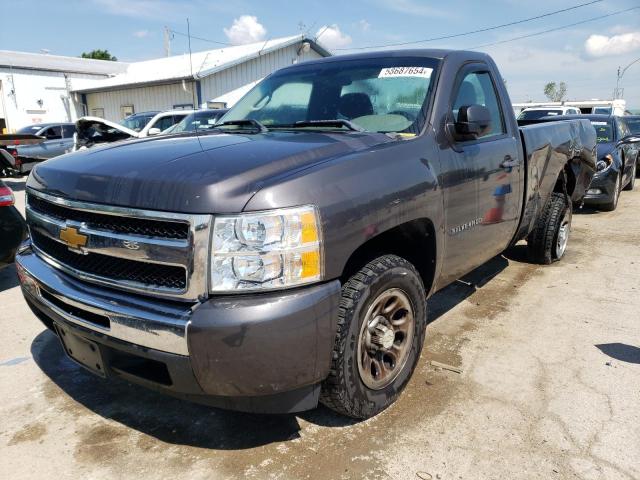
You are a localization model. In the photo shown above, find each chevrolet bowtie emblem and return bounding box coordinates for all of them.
[59,226,88,250]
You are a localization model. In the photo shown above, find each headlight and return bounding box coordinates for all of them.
[210,205,322,292]
[596,154,613,172]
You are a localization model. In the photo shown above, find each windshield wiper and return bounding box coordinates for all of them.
[212,119,268,133]
[271,119,365,132]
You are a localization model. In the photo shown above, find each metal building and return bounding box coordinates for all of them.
[72,36,330,122]
[0,51,126,132]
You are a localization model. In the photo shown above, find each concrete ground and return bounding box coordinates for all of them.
[1,176,639,480]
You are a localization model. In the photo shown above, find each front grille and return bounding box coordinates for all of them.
[31,230,187,290]
[28,195,189,240]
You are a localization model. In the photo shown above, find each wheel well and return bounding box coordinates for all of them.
[340,219,436,293]
[554,162,576,196]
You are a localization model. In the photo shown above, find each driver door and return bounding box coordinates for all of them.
[438,65,521,284]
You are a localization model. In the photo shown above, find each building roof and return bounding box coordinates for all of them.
[0,50,128,76]
[72,35,330,93]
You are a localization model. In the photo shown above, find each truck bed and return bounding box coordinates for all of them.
[515,119,597,242]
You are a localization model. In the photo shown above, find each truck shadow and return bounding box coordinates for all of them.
[31,329,307,450]
[29,253,513,448]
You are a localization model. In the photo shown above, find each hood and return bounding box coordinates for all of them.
[596,142,614,159]
[27,130,392,213]
[75,116,139,149]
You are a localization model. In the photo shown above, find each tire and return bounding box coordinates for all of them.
[601,172,621,211]
[527,192,572,265]
[623,163,635,191]
[320,255,427,419]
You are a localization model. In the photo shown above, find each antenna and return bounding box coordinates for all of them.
[186,18,203,142]
[187,18,197,109]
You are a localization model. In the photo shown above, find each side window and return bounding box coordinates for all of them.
[615,121,626,140]
[62,125,76,138]
[43,126,62,140]
[452,70,505,138]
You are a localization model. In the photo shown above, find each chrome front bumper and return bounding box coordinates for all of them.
[16,245,192,355]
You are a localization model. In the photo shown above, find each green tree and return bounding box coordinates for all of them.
[543,81,567,102]
[80,49,117,61]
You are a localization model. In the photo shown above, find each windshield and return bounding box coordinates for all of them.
[591,121,613,143]
[169,110,227,134]
[518,109,563,120]
[626,118,640,135]
[17,125,44,134]
[221,57,440,134]
[121,114,154,132]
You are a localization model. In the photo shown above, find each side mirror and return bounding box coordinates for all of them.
[618,134,640,145]
[147,127,162,136]
[454,104,492,140]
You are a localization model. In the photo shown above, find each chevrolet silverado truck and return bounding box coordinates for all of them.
[16,50,596,419]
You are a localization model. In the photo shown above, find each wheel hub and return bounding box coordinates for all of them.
[369,318,395,350]
[357,288,415,390]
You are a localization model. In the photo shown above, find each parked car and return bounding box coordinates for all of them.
[567,115,637,211]
[17,49,596,419]
[163,109,230,134]
[137,110,195,136]
[621,115,640,172]
[4,123,75,174]
[0,181,27,270]
[517,106,581,120]
[74,110,195,150]
[120,111,160,132]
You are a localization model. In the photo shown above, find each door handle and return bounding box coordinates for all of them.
[500,155,521,169]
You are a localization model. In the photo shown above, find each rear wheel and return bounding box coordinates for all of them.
[320,255,427,419]
[527,192,572,264]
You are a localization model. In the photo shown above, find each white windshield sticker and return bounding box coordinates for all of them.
[591,121,608,125]
[547,112,559,116]
[378,67,432,79]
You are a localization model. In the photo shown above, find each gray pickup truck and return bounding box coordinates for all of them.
[16,50,596,419]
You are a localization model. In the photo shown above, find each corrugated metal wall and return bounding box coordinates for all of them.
[199,45,323,103]
[85,82,196,121]
[85,44,324,122]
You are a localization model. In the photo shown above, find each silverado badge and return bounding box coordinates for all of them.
[59,226,88,250]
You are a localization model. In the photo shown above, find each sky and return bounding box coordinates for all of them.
[2,0,640,109]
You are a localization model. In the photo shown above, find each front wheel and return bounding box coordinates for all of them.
[623,163,636,191]
[527,192,572,264]
[320,255,427,419]
[601,172,621,211]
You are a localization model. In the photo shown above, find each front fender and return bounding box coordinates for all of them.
[243,136,445,282]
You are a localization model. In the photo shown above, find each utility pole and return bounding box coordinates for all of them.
[615,56,640,99]
[163,26,172,57]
